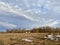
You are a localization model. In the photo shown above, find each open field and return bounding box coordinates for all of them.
[0,33,60,45]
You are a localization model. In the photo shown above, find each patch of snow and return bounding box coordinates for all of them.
[56,35,60,38]
[22,38,33,42]
[50,37,54,40]
[44,34,60,41]
[44,36,47,39]
[47,35,53,39]
[55,38,59,41]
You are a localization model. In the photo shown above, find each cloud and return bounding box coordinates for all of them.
[0,0,60,29]
[54,6,60,14]
[43,19,58,27]
[0,1,37,22]
[0,22,17,29]
[23,0,30,7]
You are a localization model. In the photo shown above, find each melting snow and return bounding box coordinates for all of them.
[22,38,33,42]
[56,35,60,37]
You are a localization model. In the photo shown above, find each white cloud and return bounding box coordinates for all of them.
[0,22,17,29]
[0,0,60,29]
[54,6,60,13]
[43,19,58,27]
[0,2,37,22]
[23,0,30,7]
[11,0,60,22]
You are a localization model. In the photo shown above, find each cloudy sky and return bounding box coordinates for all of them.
[0,0,60,31]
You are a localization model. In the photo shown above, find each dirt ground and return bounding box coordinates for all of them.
[0,33,60,45]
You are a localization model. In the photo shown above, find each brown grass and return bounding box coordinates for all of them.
[0,33,60,45]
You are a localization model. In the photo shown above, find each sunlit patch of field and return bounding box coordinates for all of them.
[0,33,60,45]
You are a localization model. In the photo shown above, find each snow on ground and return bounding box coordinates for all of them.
[22,38,33,42]
[21,36,35,42]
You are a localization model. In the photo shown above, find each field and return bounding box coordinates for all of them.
[0,33,60,45]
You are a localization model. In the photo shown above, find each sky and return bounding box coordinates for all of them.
[0,0,60,31]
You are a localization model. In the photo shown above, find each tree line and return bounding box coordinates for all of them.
[2,26,60,33]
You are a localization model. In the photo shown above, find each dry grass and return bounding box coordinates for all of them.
[0,33,60,45]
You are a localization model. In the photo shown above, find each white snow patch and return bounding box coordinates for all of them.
[22,38,33,42]
[56,35,60,38]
